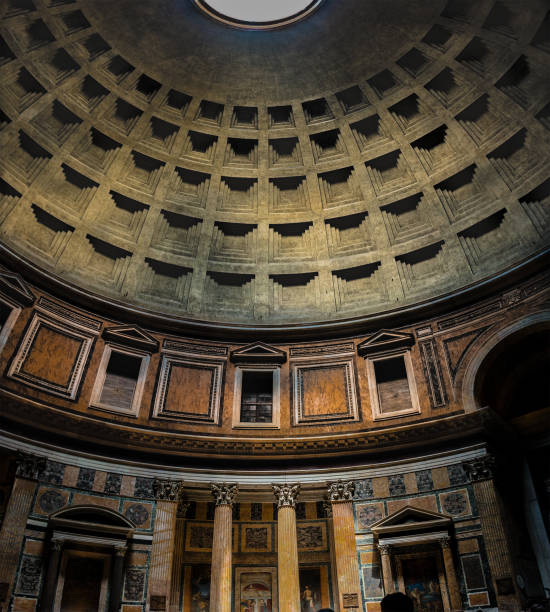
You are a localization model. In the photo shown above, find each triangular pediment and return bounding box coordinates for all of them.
[230,342,287,364]
[0,271,35,306]
[102,325,159,352]
[371,506,451,535]
[357,329,414,357]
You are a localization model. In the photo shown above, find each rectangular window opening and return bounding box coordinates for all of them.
[99,350,142,411]
[374,355,413,414]
[240,370,273,423]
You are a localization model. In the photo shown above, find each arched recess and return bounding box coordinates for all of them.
[461,310,550,414]
[40,505,135,612]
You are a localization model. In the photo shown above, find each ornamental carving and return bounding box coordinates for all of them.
[378,544,391,555]
[439,536,451,549]
[211,483,238,506]
[327,480,355,502]
[16,452,46,481]
[272,483,300,508]
[177,501,191,518]
[152,479,184,502]
[463,456,495,482]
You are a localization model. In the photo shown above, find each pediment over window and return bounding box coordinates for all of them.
[371,506,452,535]
[102,325,159,352]
[357,329,415,357]
[0,271,35,306]
[230,342,287,364]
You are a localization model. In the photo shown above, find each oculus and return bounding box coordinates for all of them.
[192,0,324,29]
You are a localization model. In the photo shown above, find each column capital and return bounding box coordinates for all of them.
[272,483,300,508]
[439,536,451,549]
[327,480,355,502]
[51,538,64,552]
[15,452,46,481]
[114,545,127,557]
[463,455,495,482]
[211,483,238,507]
[378,543,391,555]
[152,478,184,502]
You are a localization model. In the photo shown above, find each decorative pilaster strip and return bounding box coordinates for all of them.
[439,536,462,611]
[330,485,364,611]
[211,483,238,506]
[378,544,394,595]
[462,455,495,482]
[0,470,41,605]
[170,503,189,612]
[272,483,300,508]
[327,480,355,502]
[210,484,237,612]
[464,456,520,611]
[149,481,182,610]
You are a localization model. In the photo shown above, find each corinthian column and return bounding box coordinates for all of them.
[273,483,301,612]
[328,480,364,611]
[0,453,46,609]
[463,455,520,612]
[149,479,184,611]
[210,483,237,612]
[378,544,394,595]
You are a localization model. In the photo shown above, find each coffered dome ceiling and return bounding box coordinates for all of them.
[0,0,549,328]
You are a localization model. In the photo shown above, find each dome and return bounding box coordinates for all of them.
[0,0,548,332]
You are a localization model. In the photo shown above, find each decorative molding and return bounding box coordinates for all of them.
[443,325,492,383]
[378,544,391,555]
[102,325,159,353]
[327,480,355,502]
[211,482,238,506]
[152,478,184,502]
[0,271,34,306]
[290,343,355,358]
[322,500,333,518]
[162,339,228,357]
[7,311,95,400]
[36,296,101,332]
[357,329,415,357]
[419,339,448,408]
[437,301,500,331]
[15,451,46,480]
[463,455,495,482]
[230,342,286,365]
[272,483,300,508]
[177,501,191,517]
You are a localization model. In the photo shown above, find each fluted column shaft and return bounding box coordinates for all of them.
[332,501,364,611]
[210,504,233,612]
[273,484,301,612]
[278,506,301,612]
[210,484,237,612]
[440,538,461,612]
[464,457,520,612]
[149,480,183,611]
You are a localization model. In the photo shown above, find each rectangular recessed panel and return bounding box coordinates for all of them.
[21,324,82,387]
[165,363,213,416]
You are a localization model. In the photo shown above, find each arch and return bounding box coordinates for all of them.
[461,310,550,413]
[50,504,136,529]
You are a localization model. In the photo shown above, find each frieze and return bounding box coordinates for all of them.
[211,483,238,506]
[153,478,184,502]
[0,388,499,457]
[437,301,501,331]
[16,452,46,481]
[289,343,355,357]
[162,339,228,356]
[37,296,102,332]
[273,483,300,508]
[327,480,355,502]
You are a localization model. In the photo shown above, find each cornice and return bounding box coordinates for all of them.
[1,243,548,342]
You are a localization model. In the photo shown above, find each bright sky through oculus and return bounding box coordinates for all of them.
[203,0,317,23]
